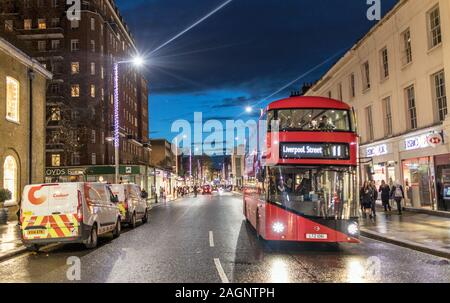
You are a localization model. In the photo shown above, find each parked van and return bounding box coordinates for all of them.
[109,184,149,228]
[20,183,121,251]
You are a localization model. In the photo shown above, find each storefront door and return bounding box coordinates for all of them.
[402,157,432,209]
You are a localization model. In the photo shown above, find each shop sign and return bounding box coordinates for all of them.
[405,132,443,151]
[125,167,132,174]
[366,144,388,157]
[46,168,85,177]
[427,133,443,147]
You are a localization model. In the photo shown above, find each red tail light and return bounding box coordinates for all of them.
[77,190,83,222]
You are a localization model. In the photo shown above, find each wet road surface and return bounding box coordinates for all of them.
[0,192,449,283]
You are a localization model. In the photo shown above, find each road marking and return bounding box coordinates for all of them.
[209,231,214,247]
[214,258,229,283]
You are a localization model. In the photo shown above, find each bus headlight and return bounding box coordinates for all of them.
[347,223,359,235]
[272,222,285,234]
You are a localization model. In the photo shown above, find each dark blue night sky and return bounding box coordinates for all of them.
[115,0,398,141]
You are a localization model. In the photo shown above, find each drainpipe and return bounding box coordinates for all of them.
[28,69,35,185]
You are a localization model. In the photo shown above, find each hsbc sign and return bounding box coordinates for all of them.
[404,132,443,151]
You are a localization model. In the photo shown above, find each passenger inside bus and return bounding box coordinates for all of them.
[267,167,353,219]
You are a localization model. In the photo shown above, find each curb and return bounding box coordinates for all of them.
[0,246,27,263]
[360,229,450,260]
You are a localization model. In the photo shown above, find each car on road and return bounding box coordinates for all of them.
[109,184,149,228]
[20,182,122,251]
[202,185,212,195]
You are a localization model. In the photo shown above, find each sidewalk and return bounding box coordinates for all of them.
[360,210,450,259]
[0,221,26,262]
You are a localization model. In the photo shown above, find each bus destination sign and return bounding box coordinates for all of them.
[281,143,350,160]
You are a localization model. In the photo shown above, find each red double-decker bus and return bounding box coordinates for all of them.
[243,96,360,243]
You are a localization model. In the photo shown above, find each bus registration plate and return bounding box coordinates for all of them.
[306,234,328,240]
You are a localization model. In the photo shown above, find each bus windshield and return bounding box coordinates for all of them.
[267,166,358,219]
[268,109,353,132]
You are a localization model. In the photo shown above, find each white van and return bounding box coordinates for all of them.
[20,183,122,251]
[109,184,149,228]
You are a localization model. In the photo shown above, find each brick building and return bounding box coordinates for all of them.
[0,0,151,178]
[0,37,52,218]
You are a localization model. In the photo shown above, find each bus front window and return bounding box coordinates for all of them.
[275,109,352,132]
[268,166,358,219]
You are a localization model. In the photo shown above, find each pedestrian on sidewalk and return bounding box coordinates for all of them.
[390,181,405,215]
[370,180,378,218]
[379,180,392,212]
[360,181,374,219]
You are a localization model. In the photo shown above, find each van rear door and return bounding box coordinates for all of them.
[22,183,80,240]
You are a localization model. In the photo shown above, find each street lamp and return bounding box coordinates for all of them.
[113,55,145,184]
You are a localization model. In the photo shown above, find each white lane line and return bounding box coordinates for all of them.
[214,258,229,283]
[209,231,215,247]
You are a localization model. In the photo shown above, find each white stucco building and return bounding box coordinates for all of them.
[305,0,450,212]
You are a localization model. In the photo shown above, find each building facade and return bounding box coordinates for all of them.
[0,37,52,218]
[306,0,450,212]
[0,0,151,176]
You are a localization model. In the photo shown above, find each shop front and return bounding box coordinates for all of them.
[45,165,150,192]
[399,130,445,211]
[361,143,397,188]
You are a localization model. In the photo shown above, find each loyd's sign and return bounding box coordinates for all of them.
[46,168,85,177]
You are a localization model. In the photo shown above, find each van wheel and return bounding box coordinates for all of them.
[25,244,40,252]
[85,225,98,249]
[112,219,121,239]
[142,210,148,224]
[130,213,137,229]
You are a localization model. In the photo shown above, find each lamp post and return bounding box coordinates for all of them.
[113,56,144,184]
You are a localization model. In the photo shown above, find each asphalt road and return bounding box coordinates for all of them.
[0,192,449,283]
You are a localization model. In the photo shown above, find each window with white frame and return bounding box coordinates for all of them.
[6,77,19,123]
[362,61,371,91]
[402,29,412,65]
[380,47,389,79]
[433,70,447,122]
[24,19,32,30]
[71,62,80,74]
[91,153,97,165]
[72,152,80,165]
[90,62,96,75]
[71,39,79,51]
[350,73,356,98]
[51,154,61,167]
[71,84,80,97]
[382,96,393,137]
[38,40,46,51]
[3,156,18,204]
[90,84,96,98]
[405,85,417,130]
[91,18,95,31]
[91,130,96,144]
[51,40,60,50]
[365,106,374,141]
[71,20,79,29]
[337,83,343,100]
[428,6,442,49]
[5,20,13,32]
[38,18,46,29]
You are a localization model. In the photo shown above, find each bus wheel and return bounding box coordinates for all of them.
[255,210,261,239]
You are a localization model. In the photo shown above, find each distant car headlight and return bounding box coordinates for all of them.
[272,222,285,234]
[347,223,359,235]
